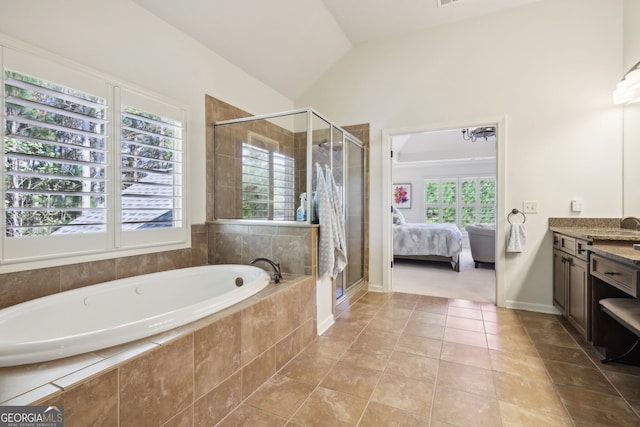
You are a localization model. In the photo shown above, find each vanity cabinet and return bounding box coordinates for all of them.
[553,233,590,339]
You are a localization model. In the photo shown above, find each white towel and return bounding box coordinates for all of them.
[326,165,347,277]
[507,223,526,253]
[316,164,335,280]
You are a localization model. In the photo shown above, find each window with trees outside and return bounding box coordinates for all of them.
[241,138,295,220]
[1,46,186,264]
[425,177,495,229]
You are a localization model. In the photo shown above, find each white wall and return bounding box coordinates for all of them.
[0,0,294,227]
[298,0,624,312]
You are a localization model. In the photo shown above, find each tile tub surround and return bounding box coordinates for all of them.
[209,222,317,277]
[0,275,316,426]
[0,224,209,310]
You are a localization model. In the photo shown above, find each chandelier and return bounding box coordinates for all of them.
[613,60,640,104]
[461,126,496,142]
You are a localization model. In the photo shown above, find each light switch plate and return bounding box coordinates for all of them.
[523,200,538,214]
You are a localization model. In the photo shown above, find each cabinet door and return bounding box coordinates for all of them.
[553,249,567,315]
[568,257,589,339]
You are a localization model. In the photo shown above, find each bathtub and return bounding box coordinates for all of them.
[0,264,270,367]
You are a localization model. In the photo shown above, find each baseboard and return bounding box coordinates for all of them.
[506,300,561,315]
[317,314,335,335]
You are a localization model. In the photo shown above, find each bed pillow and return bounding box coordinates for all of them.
[391,206,406,225]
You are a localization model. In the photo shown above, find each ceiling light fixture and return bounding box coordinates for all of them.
[613,60,640,104]
[461,126,495,142]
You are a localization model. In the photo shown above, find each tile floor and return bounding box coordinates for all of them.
[217,292,640,426]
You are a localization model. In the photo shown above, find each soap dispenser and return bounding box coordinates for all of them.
[296,193,307,221]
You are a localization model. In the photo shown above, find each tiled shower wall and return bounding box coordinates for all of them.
[0,224,209,310]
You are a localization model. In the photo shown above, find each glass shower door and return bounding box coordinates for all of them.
[345,136,365,291]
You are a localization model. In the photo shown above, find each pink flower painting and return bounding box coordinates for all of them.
[393,184,411,208]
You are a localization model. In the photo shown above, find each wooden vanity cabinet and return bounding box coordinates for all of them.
[553,233,590,339]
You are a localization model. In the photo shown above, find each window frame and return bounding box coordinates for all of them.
[1,45,189,266]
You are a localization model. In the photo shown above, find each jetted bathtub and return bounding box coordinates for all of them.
[0,264,270,367]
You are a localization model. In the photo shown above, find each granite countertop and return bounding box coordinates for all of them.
[549,226,640,242]
[549,217,640,265]
[589,242,640,265]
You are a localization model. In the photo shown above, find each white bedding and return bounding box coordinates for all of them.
[393,222,462,258]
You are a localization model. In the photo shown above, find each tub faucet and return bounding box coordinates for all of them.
[250,257,282,284]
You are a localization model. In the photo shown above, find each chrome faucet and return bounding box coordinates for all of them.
[250,257,282,283]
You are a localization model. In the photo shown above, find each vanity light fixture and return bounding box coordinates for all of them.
[461,126,495,142]
[613,60,640,104]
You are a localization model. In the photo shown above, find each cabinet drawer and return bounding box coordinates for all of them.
[590,254,639,297]
[575,239,589,262]
[557,235,576,256]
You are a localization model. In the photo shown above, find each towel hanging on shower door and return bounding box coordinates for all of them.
[315,164,347,280]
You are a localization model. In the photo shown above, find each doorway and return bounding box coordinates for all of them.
[385,121,504,304]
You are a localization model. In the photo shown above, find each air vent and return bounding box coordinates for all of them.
[438,0,463,7]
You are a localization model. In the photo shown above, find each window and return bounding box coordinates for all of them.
[425,177,495,228]
[1,47,186,263]
[241,138,295,220]
[4,70,108,236]
[120,105,183,230]
[425,178,457,224]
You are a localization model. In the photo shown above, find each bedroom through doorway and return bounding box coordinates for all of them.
[390,125,497,304]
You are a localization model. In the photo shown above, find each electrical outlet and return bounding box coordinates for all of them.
[523,200,538,214]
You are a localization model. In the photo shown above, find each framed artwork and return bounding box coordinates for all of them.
[393,183,411,208]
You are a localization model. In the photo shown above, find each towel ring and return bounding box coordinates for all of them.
[507,208,526,224]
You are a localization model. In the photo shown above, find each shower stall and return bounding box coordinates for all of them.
[213,108,366,298]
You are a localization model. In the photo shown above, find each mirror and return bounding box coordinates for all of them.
[623,102,640,216]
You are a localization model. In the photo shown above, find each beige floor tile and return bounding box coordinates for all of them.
[431,385,501,427]
[525,327,579,348]
[437,360,495,397]
[445,315,486,332]
[356,328,401,351]
[320,361,382,400]
[366,313,409,332]
[556,384,640,426]
[604,369,640,403]
[486,333,538,356]
[448,298,484,309]
[358,402,429,427]
[217,404,287,427]
[278,353,335,386]
[446,305,483,320]
[245,374,315,419]
[370,373,434,417]
[489,349,550,381]
[291,387,367,427]
[440,341,492,370]
[533,341,595,367]
[409,310,447,326]
[403,320,446,340]
[443,326,487,348]
[493,371,567,417]
[385,351,439,383]
[544,359,618,395]
[320,322,365,342]
[396,333,443,359]
[498,400,573,427]
[302,335,352,361]
[338,347,392,372]
[414,302,449,316]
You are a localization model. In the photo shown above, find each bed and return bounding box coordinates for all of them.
[392,207,463,272]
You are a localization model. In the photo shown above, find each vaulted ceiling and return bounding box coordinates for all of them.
[132,0,541,100]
